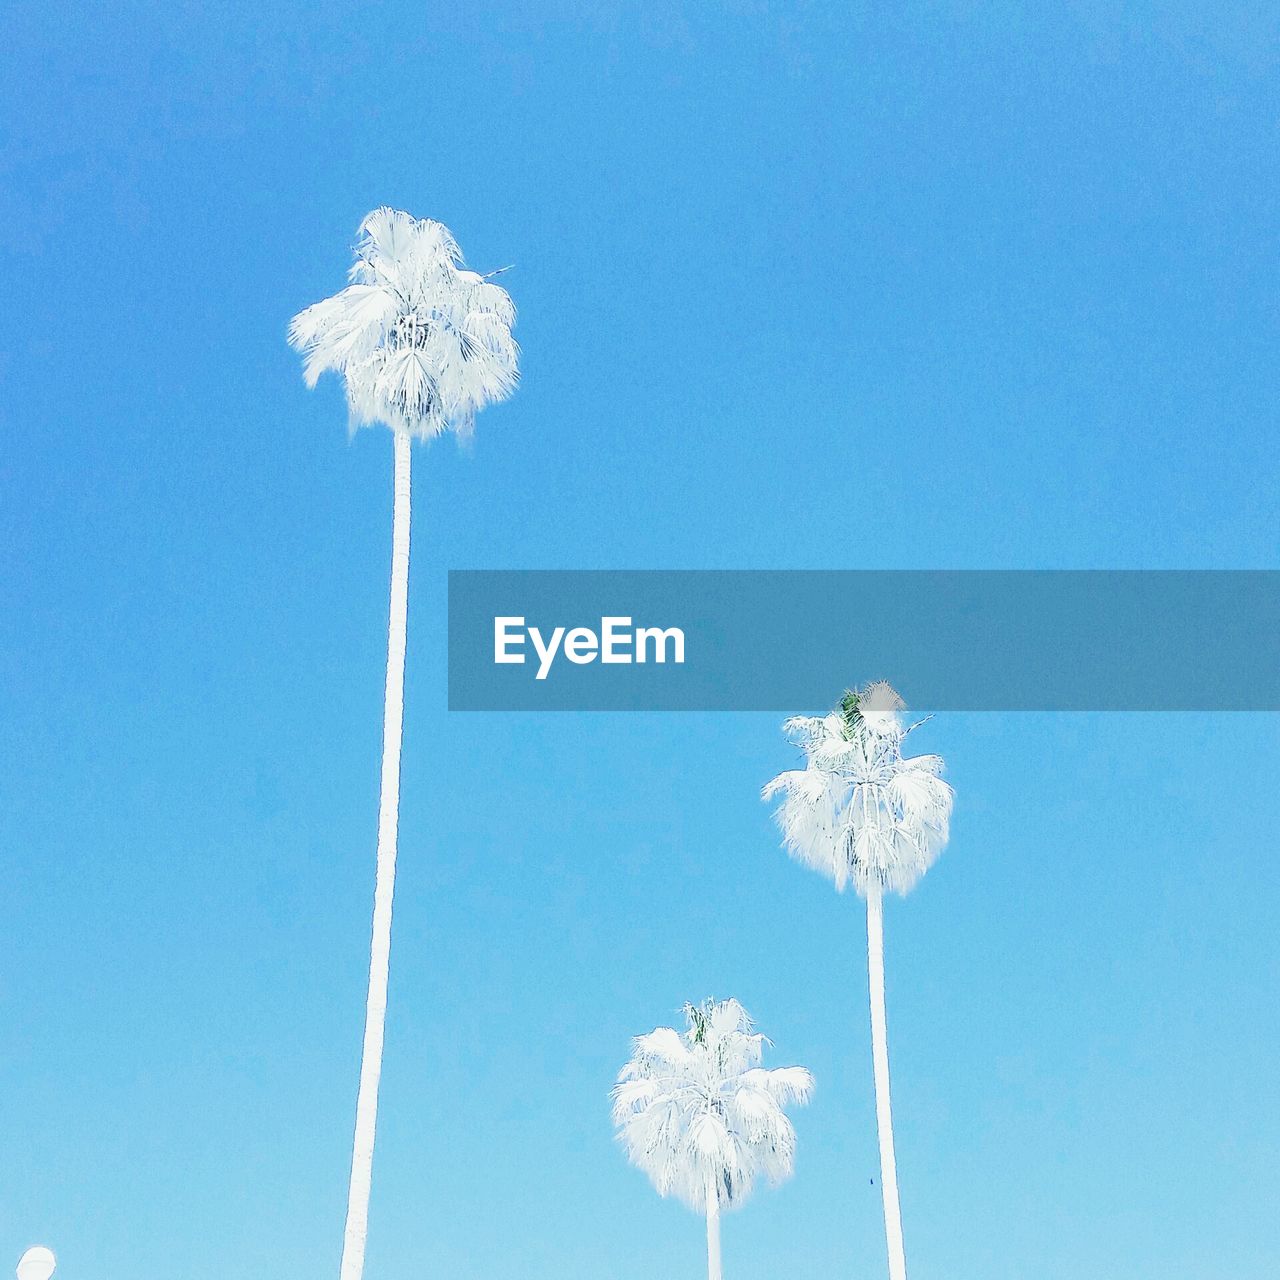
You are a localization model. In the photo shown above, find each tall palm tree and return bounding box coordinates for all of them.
[762,682,952,1280]
[612,998,814,1280]
[288,207,518,1280]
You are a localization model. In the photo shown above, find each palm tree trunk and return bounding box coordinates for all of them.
[866,885,908,1280]
[339,429,413,1280]
[705,1174,723,1280]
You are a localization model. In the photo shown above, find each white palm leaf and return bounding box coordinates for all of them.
[612,999,813,1215]
[763,686,953,898]
[289,206,518,440]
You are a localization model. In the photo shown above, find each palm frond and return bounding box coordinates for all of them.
[289,208,518,440]
[764,683,954,897]
[612,999,812,1215]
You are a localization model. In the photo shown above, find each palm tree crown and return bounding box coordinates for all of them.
[288,206,518,439]
[762,681,954,897]
[612,998,814,1213]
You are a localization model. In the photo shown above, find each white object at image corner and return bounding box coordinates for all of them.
[16,1248,55,1280]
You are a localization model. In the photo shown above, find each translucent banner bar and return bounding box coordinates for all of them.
[447,570,1280,711]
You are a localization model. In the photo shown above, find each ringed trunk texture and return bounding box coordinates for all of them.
[339,429,413,1280]
[867,885,908,1280]
[705,1174,723,1280]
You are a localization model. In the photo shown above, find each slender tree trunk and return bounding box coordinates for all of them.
[339,429,412,1280]
[866,885,908,1280]
[705,1174,723,1280]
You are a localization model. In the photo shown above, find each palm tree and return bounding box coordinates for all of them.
[612,998,814,1280]
[762,682,953,1280]
[288,207,518,1280]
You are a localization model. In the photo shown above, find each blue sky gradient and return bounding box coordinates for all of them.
[2,4,1278,1278]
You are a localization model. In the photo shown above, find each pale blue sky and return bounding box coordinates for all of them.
[2,4,1278,1279]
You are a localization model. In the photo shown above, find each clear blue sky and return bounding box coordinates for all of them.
[2,4,1278,1278]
